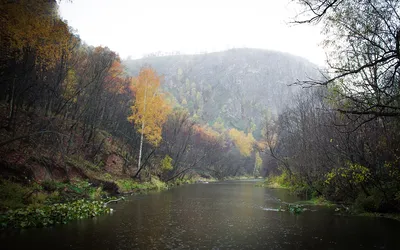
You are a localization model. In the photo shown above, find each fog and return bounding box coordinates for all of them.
[59,0,325,65]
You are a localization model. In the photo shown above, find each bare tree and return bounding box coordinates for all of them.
[294,0,400,118]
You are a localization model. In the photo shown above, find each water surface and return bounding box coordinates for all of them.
[2,180,400,249]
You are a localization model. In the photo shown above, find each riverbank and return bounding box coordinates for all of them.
[254,177,289,189]
[0,177,165,229]
[357,212,400,222]
[0,174,220,230]
[256,178,400,222]
[224,175,261,181]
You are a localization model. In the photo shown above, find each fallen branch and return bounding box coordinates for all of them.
[103,197,124,206]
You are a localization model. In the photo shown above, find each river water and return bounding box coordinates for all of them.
[2,180,400,249]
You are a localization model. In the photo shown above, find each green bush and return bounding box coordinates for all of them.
[116,179,141,192]
[89,187,104,200]
[41,180,62,192]
[40,180,104,203]
[44,191,62,204]
[354,193,382,212]
[267,170,292,187]
[116,179,153,192]
[161,155,173,171]
[150,177,167,190]
[116,177,167,193]
[0,179,30,211]
[29,192,48,206]
[103,173,113,181]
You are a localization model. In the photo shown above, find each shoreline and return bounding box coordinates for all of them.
[0,175,219,230]
[256,180,400,222]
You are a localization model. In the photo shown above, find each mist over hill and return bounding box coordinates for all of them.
[124,48,321,137]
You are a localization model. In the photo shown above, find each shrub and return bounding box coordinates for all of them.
[29,192,48,206]
[103,173,113,181]
[150,176,167,190]
[0,179,30,211]
[354,193,382,213]
[116,177,167,193]
[116,179,142,192]
[89,187,104,200]
[161,155,173,171]
[41,180,61,192]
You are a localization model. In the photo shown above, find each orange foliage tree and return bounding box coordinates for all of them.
[105,60,128,94]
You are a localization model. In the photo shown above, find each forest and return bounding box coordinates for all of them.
[0,0,400,232]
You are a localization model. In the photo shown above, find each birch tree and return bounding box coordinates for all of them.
[128,68,171,172]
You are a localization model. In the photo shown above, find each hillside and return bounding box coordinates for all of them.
[124,48,321,137]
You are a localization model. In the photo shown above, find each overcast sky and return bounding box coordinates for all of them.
[59,0,325,65]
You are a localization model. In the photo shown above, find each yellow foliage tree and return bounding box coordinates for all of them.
[228,128,255,157]
[128,68,171,170]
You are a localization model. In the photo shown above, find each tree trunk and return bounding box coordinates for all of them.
[137,126,145,171]
[137,80,148,172]
[7,77,16,129]
[253,153,257,177]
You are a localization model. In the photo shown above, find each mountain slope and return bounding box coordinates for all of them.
[124,48,321,137]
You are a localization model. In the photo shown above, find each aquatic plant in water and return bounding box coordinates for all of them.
[0,199,111,229]
[278,204,304,214]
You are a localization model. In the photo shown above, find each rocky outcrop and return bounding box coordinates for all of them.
[104,153,125,175]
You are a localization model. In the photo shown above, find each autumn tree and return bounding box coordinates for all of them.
[228,128,255,157]
[128,68,171,172]
[1,0,67,129]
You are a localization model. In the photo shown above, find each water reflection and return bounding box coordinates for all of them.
[2,180,400,249]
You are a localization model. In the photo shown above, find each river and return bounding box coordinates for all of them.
[2,180,400,249]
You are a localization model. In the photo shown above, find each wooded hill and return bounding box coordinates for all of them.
[124,49,321,137]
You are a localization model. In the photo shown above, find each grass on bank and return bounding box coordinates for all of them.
[224,175,258,181]
[255,174,290,189]
[293,196,335,207]
[116,177,167,193]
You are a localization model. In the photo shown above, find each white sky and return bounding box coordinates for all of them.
[59,0,326,66]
